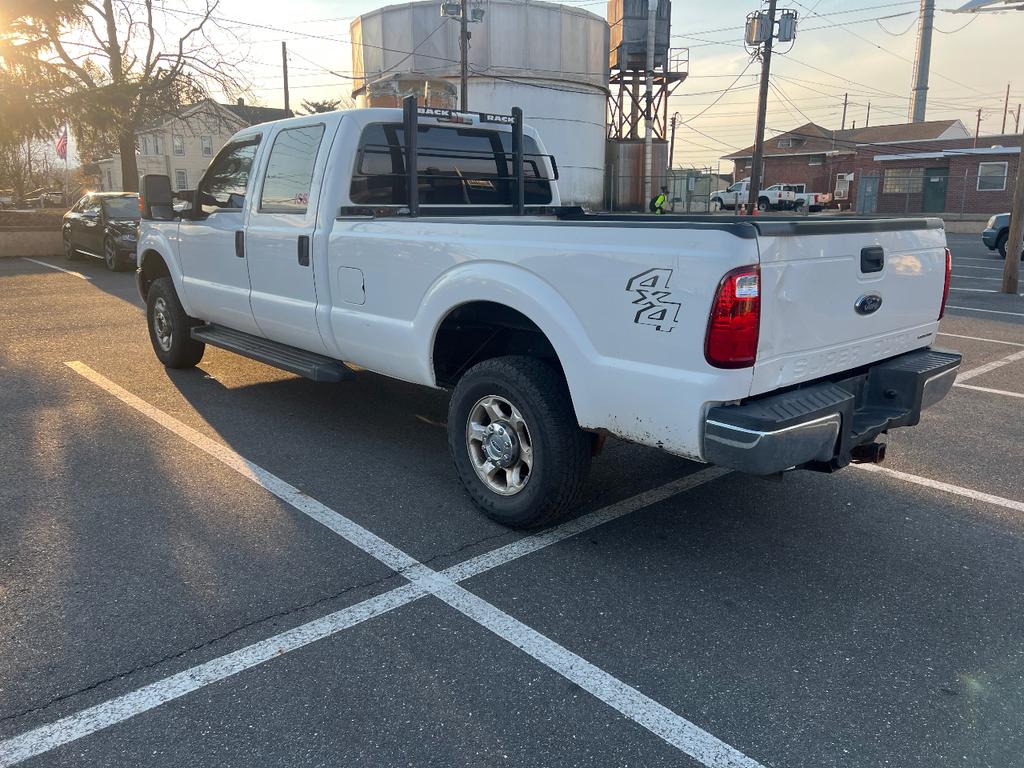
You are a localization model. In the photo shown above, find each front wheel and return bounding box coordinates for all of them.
[146,277,205,368]
[63,235,81,261]
[757,198,770,211]
[447,356,591,528]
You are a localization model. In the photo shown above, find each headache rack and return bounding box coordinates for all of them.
[340,95,563,218]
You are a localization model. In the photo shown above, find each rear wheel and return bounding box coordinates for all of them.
[997,231,1008,259]
[146,277,205,368]
[447,355,591,528]
[757,197,770,212]
[103,236,128,272]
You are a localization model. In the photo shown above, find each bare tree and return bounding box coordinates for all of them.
[2,0,249,191]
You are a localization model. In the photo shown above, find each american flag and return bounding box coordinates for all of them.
[55,127,68,160]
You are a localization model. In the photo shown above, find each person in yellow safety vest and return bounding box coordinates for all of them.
[649,186,668,215]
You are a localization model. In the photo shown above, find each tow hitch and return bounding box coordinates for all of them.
[850,442,887,464]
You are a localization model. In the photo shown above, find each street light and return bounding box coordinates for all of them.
[439,1,486,110]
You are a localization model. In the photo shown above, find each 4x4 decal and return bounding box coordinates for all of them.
[625,268,681,332]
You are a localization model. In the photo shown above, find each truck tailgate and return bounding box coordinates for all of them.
[751,218,947,396]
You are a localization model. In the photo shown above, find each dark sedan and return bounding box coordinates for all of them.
[63,192,139,271]
[981,212,1022,260]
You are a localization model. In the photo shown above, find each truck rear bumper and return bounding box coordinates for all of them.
[703,348,961,475]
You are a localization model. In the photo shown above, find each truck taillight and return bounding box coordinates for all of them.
[938,247,951,320]
[705,265,760,369]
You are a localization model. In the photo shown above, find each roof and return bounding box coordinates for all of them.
[137,99,290,134]
[221,102,291,125]
[723,119,968,160]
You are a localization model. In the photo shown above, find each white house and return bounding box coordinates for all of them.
[98,99,290,192]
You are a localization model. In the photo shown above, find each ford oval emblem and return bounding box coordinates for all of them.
[855,293,883,315]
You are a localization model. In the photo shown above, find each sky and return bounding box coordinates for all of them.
[41,0,1024,170]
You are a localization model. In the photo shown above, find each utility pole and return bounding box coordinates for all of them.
[1016,104,1022,133]
[1002,82,1011,134]
[282,42,290,115]
[909,0,934,122]
[642,0,658,207]
[1001,154,1022,293]
[669,112,679,170]
[748,0,779,211]
[460,0,469,110]
[840,92,848,130]
[974,108,982,148]
[865,102,871,127]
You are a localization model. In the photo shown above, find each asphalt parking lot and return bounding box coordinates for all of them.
[1,232,1022,768]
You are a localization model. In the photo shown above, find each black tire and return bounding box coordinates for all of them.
[146,277,205,368]
[997,231,1008,259]
[757,197,770,211]
[63,234,81,261]
[103,236,128,272]
[447,355,591,528]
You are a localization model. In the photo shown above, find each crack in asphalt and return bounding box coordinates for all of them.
[0,527,519,731]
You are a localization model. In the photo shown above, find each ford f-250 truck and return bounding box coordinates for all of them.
[136,98,960,528]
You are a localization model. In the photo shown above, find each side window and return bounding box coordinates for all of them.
[83,197,102,215]
[259,125,325,214]
[201,136,213,157]
[350,123,553,206]
[196,136,261,215]
[172,134,185,156]
[174,169,188,190]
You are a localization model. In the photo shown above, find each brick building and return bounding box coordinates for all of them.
[722,120,1022,215]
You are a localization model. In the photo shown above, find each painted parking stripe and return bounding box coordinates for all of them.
[956,348,1024,382]
[951,274,1020,282]
[0,585,426,768]
[8,362,759,768]
[952,264,1005,272]
[19,258,91,281]
[937,332,1024,348]
[444,467,731,582]
[855,464,1024,514]
[946,305,1024,318]
[954,383,1024,399]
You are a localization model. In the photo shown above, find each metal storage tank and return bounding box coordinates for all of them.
[351,0,609,208]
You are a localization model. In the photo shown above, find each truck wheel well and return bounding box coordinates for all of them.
[432,302,562,389]
[138,250,169,299]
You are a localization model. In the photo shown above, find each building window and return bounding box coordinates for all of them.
[778,138,793,148]
[883,167,924,194]
[140,136,148,155]
[153,135,162,155]
[808,154,825,166]
[174,169,188,190]
[201,136,213,157]
[172,134,185,156]
[106,170,113,190]
[977,161,1008,192]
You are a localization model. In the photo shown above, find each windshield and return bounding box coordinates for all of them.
[728,183,745,192]
[102,196,140,219]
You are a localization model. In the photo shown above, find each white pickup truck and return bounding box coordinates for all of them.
[711,180,795,212]
[136,100,960,528]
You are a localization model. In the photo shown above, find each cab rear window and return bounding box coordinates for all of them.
[350,123,553,206]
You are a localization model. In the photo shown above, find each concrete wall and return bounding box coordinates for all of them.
[0,228,62,258]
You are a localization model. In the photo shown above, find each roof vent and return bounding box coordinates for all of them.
[237,97,245,106]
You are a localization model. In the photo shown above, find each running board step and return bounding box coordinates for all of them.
[191,325,355,382]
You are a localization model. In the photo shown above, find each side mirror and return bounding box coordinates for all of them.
[140,174,174,220]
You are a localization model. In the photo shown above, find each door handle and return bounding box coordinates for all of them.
[297,235,310,267]
[234,230,244,258]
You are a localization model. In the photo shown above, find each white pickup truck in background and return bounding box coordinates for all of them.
[136,100,960,528]
[711,180,796,212]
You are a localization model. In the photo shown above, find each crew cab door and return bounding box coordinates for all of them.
[177,135,262,334]
[244,122,332,354]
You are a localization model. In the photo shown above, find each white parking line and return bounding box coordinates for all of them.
[954,383,1024,399]
[952,264,1005,272]
[946,305,1024,318]
[2,362,758,768]
[855,464,1024,514]
[19,258,91,281]
[956,349,1024,382]
[937,333,1024,348]
[948,287,1024,296]
[951,274,1020,282]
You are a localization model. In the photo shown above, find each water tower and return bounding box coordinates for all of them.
[350,0,609,207]
[605,0,687,209]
